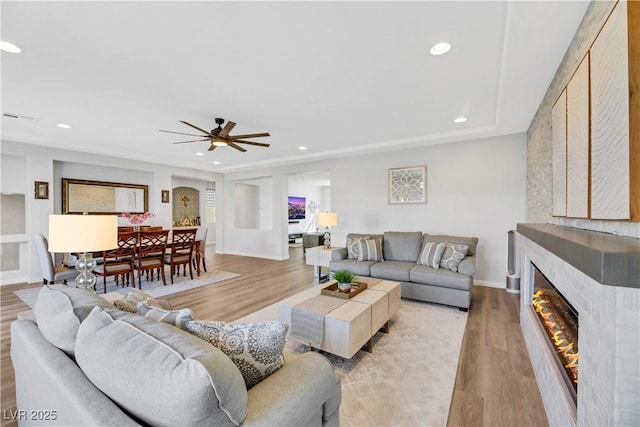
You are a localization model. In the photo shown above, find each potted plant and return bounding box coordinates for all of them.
[332,270,355,292]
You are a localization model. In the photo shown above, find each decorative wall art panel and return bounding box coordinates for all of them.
[389,166,426,204]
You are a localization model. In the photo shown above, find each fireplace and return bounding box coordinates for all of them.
[531,263,578,402]
[517,224,640,427]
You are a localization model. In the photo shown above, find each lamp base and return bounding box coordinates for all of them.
[323,231,331,249]
[75,253,97,291]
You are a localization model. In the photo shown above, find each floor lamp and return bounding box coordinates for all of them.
[48,214,118,291]
[317,212,338,249]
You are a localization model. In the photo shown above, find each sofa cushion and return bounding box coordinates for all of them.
[137,301,193,330]
[33,284,113,358]
[330,259,378,276]
[383,231,422,262]
[409,265,473,291]
[346,234,383,260]
[186,320,288,389]
[439,243,469,272]
[370,260,414,282]
[76,306,248,427]
[422,234,478,256]
[357,238,383,262]
[417,241,446,269]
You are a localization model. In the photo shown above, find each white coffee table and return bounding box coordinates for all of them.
[278,278,401,359]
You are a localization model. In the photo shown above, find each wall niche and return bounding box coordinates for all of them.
[172,187,200,226]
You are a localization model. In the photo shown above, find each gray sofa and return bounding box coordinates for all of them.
[330,231,478,310]
[11,285,341,426]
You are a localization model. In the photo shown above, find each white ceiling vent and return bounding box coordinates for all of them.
[2,112,39,123]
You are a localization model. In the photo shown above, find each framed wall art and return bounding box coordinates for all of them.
[389,166,426,204]
[34,181,49,200]
[161,190,170,203]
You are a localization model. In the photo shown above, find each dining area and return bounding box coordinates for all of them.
[40,214,208,294]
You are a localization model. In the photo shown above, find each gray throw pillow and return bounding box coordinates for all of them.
[76,306,248,426]
[137,302,193,330]
[33,284,113,357]
[186,320,288,389]
[439,243,469,272]
[417,241,446,269]
[357,238,383,262]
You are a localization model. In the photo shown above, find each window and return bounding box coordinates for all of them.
[206,188,215,223]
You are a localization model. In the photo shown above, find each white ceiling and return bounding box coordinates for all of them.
[1,1,589,173]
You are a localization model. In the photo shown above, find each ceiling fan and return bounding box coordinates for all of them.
[160,118,270,152]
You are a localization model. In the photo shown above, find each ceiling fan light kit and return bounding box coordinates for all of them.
[160,117,270,153]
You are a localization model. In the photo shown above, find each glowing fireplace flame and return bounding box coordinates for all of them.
[532,290,579,385]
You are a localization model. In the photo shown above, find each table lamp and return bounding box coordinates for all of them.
[317,212,338,249]
[48,214,118,290]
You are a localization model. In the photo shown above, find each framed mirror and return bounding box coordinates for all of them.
[62,178,148,214]
[389,166,427,204]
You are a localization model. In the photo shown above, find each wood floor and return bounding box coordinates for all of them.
[0,246,548,427]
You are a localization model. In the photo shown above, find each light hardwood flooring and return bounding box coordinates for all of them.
[0,246,548,427]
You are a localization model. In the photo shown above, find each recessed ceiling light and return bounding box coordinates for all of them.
[298,146,307,151]
[212,161,220,165]
[0,41,21,54]
[57,123,71,129]
[430,42,451,56]
[195,152,204,156]
[454,117,467,123]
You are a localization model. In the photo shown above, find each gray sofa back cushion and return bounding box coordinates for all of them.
[76,306,248,427]
[383,231,423,262]
[422,234,478,256]
[33,284,113,357]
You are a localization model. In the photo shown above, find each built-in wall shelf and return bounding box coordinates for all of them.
[517,223,640,288]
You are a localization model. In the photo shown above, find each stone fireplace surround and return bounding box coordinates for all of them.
[516,224,639,427]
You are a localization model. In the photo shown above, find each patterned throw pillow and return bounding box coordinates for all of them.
[357,238,383,262]
[137,302,193,330]
[417,241,446,269]
[186,320,288,389]
[112,289,163,313]
[439,243,470,272]
[347,235,369,259]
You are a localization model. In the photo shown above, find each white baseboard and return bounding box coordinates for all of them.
[474,280,505,289]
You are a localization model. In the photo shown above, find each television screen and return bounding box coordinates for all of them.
[288,196,306,220]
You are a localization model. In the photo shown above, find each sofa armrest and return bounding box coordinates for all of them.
[458,255,476,277]
[243,352,341,426]
[332,248,348,260]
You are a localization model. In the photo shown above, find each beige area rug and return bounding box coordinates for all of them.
[235,297,468,427]
[14,269,240,309]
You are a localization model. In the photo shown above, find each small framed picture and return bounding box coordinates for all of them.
[161,190,170,203]
[34,181,49,200]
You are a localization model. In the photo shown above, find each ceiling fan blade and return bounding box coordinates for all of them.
[159,129,204,137]
[233,140,271,147]
[179,120,213,137]
[228,132,270,140]
[218,121,236,138]
[207,145,217,151]
[227,141,247,152]
[172,139,209,144]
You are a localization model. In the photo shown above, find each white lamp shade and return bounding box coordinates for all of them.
[48,215,118,252]
[317,212,338,227]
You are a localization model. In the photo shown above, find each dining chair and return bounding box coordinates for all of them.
[192,225,208,275]
[165,228,197,284]
[135,229,169,288]
[33,233,77,285]
[93,231,138,294]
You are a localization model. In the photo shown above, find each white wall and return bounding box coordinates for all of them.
[329,133,526,286]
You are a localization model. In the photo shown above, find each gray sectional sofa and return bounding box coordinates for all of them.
[11,285,341,426]
[329,231,478,310]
